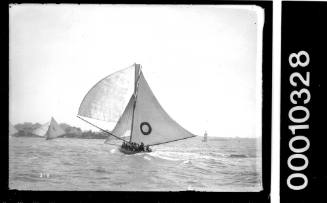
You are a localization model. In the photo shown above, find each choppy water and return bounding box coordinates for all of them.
[9,137,262,191]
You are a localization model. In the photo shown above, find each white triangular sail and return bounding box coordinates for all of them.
[130,71,196,146]
[45,117,65,140]
[31,117,65,139]
[32,121,51,137]
[104,96,134,143]
[78,65,135,123]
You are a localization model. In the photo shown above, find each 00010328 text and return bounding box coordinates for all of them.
[287,50,311,190]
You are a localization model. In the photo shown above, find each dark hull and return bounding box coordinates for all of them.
[119,146,151,155]
[119,147,141,155]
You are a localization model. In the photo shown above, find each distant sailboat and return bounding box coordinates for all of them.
[202,131,208,142]
[32,117,65,140]
[78,64,197,154]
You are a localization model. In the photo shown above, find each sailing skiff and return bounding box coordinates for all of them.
[77,64,196,154]
[32,117,65,140]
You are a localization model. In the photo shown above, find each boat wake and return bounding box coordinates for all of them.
[147,151,185,162]
[182,160,191,164]
[143,155,152,161]
[140,150,250,167]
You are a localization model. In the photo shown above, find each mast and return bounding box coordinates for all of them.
[129,63,141,142]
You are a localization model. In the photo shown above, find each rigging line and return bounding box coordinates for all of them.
[76,115,130,143]
[105,135,129,143]
[149,135,197,146]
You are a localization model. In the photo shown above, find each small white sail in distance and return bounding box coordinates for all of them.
[45,117,65,140]
[32,117,65,140]
[32,121,51,137]
[78,64,196,146]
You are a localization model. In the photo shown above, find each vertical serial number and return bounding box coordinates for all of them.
[287,51,311,190]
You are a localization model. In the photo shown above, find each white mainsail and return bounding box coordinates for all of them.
[104,96,134,143]
[32,121,51,137]
[78,64,196,146]
[130,72,196,145]
[45,117,65,140]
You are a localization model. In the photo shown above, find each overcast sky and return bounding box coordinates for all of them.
[9,4,264,138]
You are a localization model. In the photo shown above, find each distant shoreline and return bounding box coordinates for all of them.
[11,132,108,139]
[11,122,109,139]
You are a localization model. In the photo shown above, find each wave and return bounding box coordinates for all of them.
[144,150,251,172]
[149,150,232,162]
[92,167,112,174]
[207,151,229,158]
[147,151,188,161]
[143,156,152,161]
[229,154,248,158]
[13,174,46,183]
[147,151,225,168]
[182,160,191,164]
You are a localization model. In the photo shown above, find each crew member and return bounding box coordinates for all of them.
[140,142,144,151]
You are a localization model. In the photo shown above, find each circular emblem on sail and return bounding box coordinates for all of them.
[140,122,152,135]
